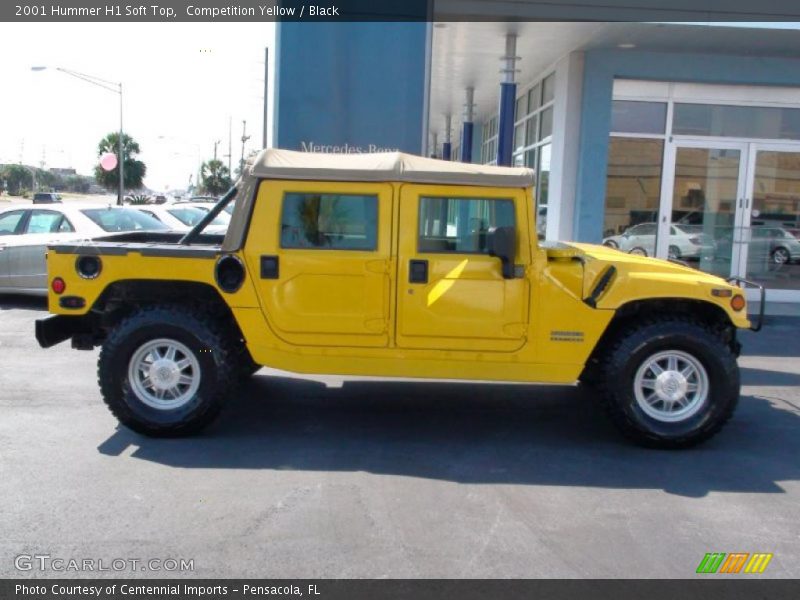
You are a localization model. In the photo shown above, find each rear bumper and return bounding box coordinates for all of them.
[35,315,86,348]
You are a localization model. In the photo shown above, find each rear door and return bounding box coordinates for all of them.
[0,210,29,289]
[7,209,75,291]
[396,185,531,352]
[244,180,393,348]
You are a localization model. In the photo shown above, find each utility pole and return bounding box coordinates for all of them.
[226,116,232,175]
[268,48,269,148]
[240,120,250,175]
[213,140,220,161]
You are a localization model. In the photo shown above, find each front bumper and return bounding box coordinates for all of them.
[727,277,765,332]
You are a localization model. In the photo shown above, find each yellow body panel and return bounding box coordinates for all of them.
[45,178,750,384]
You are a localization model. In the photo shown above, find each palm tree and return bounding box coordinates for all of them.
[200,159,232,196]
[94,132,146,192]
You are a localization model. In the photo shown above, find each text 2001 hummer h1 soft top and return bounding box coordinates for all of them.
[36,150,763,447]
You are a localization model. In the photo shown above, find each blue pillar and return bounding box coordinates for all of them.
[460,122,473,162]
[441,115,452,160]
[496,35,519,166]
[496,82,516,166]
[461,86,475,163]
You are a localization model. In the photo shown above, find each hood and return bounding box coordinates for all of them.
[541,241,750,328]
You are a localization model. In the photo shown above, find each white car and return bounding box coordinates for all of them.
[0,203,168,296]
[173,201,232,224]
[129,204,229,233]
[603,222,715,260]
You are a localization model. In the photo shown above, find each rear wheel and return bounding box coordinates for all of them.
[668,245,681,260]
[98,306,239,436]
[598,317,739,448]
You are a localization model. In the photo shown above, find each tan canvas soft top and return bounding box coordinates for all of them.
[248,148,535,188]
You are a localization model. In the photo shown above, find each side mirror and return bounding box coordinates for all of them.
[487,226,516,279]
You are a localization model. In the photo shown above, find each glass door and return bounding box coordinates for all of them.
[740,145,800,298]
[659,141,748,280]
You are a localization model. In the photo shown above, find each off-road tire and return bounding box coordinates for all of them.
[98,305,239,436]
[598,317,739,448]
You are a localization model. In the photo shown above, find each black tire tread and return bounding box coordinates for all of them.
[596,315,739,449]
[98,304,240,436]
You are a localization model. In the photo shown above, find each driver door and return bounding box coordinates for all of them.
[395,185,531,352]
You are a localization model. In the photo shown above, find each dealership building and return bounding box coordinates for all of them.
[270,18,800,305]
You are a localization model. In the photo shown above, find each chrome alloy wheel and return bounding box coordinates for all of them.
[128,338,201,410]
[633,350,709,423]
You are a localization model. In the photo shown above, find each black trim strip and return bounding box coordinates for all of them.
[49,244,219,258]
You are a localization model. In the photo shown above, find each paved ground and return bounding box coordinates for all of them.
[1,296,799,579]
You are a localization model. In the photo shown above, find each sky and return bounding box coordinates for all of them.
[0,22,275,191]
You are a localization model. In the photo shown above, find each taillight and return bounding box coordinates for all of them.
[689,236,702,245]
[51,277,66,294]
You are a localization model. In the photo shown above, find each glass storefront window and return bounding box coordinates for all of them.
[603,138,664,242]
[746,150,800,290]
[539,107,553,141]
[513,123,525,153]
[525,116,538,147]
[538,144,551,208]
[671,147,740,278]
[542,73,555,104]
[611,100,667,134]
[528,84,540,113]
[515,95,527,120]
[525,148,537,169]
[673,103,800,140]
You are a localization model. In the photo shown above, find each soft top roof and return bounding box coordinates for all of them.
[248,148,534,188]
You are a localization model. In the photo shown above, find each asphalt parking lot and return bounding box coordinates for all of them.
[1,296,799,579]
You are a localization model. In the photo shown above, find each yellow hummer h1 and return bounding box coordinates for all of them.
[35,150,762,447]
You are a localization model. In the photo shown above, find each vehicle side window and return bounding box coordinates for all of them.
[634,224,656,235]
[418,196,515,254]
[280,193,378,250]
[26,210,74,234]
[0,210,26,235]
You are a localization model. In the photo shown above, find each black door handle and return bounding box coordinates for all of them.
[409,259,428,284]
[260,255,279,279]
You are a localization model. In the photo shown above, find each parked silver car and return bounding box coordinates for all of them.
[0,204,168,295]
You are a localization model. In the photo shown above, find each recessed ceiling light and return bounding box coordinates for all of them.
[618,43,636,49]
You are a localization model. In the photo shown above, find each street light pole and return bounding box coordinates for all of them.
[32,66,125,205]
[118,82,124,205]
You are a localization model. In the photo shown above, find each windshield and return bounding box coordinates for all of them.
[81,208,170,232]
[167,207,228,227]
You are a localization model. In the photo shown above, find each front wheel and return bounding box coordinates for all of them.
[598,318,739,448]
[98,306,239,436]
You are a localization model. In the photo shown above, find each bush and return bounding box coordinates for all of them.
[125,194,152,205]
